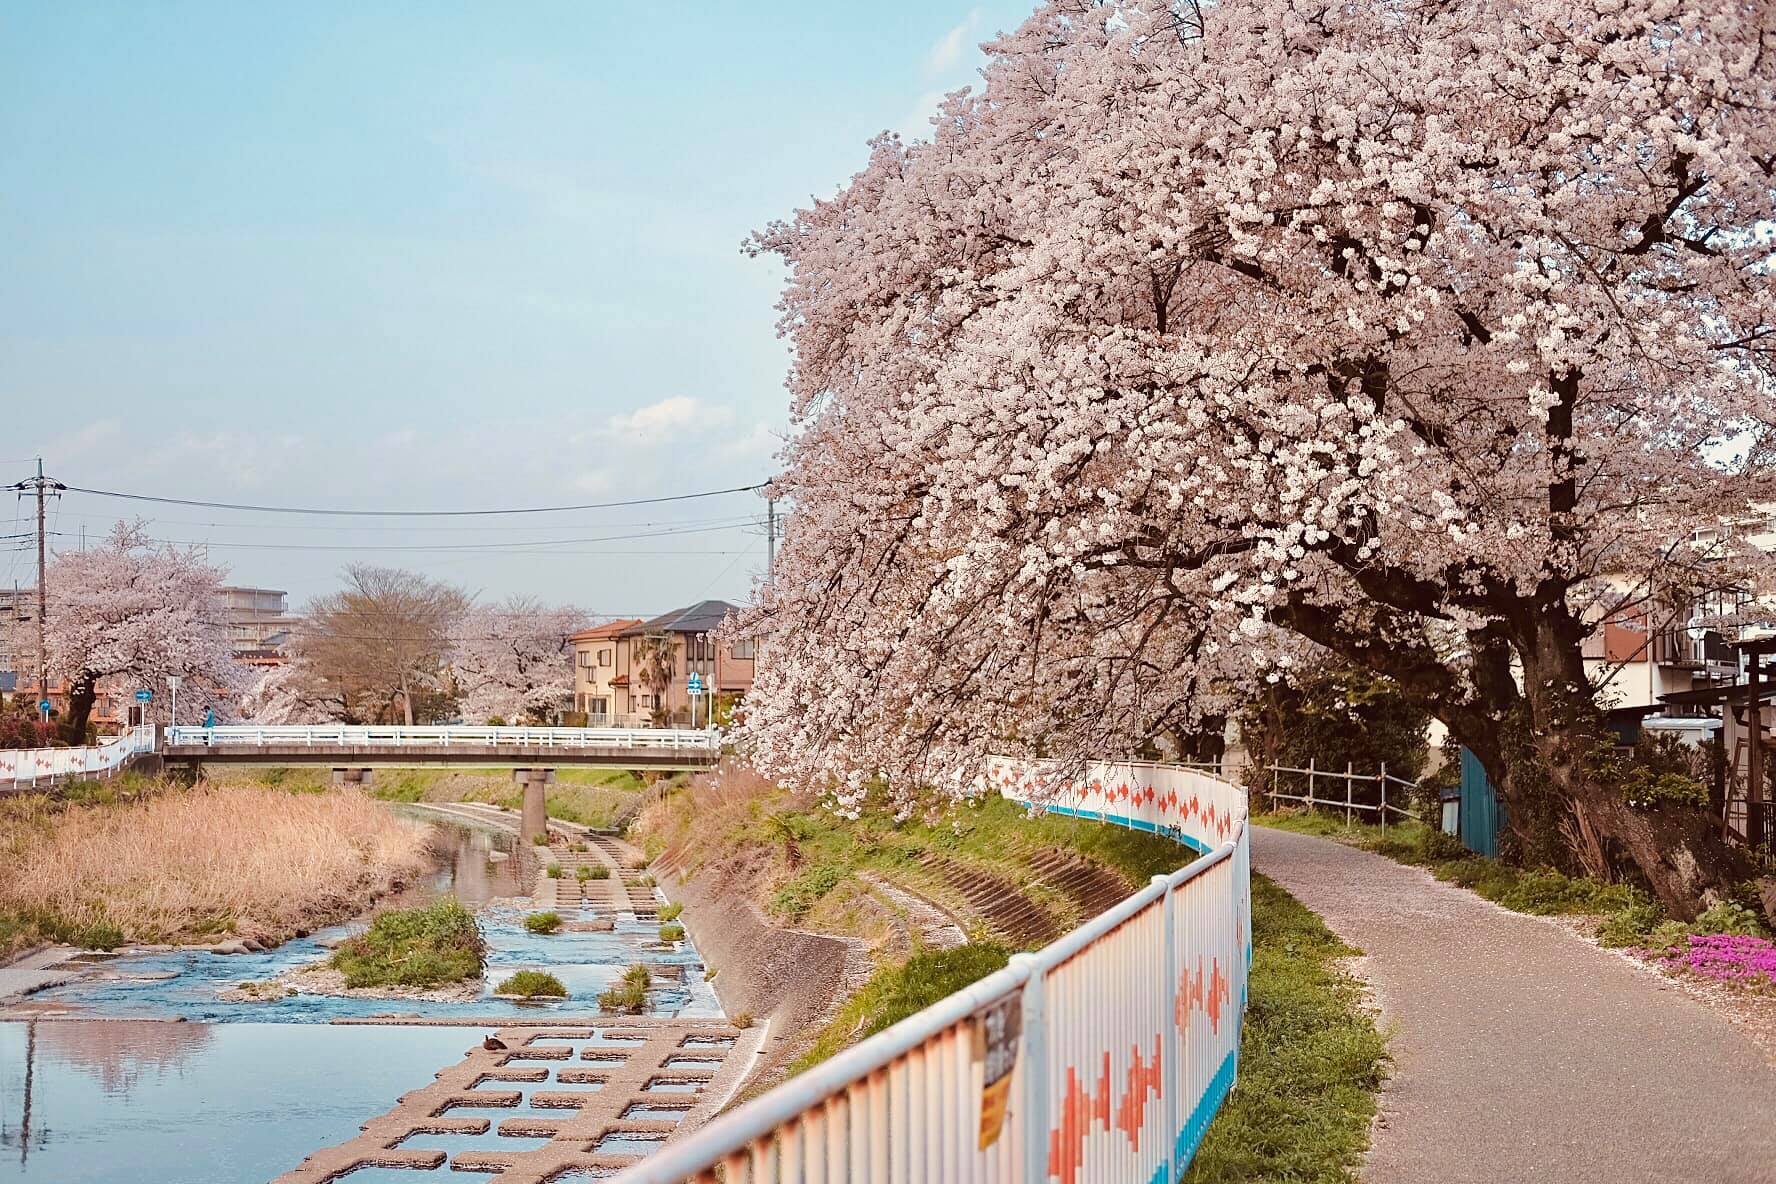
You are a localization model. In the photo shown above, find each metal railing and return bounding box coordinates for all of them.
[0,724,158,787]
[1263,759,1419,828]
[614,757,1251,1184]
[163,725,720,750]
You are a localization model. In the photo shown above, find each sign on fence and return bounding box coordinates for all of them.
[973,989,1021,1149]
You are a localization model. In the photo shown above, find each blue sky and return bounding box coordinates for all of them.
[0,2,1030,612]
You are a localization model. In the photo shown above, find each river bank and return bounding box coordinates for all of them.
[0,782,437,963]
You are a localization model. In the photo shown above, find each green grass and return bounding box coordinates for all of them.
[658,902,683,922]
[658,922,686,942]
[329,898,485,988]
[793,943,1013,1072]
[216,765,671,830]
[1184,874,1386,1182]
[498,969,568,998]
[0,907,124,956]
[598,963,652,1012]
[524,911,562,935]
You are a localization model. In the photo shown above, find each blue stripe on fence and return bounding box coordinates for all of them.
[1027,803,1214,856]
[1172,1049,1238,1181]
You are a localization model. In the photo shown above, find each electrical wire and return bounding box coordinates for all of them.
[61,480,767,518]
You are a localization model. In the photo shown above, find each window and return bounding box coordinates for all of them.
[578,651,593,667]
[730,639,756,660]
[686,634,715,663]
[598,647,611,667]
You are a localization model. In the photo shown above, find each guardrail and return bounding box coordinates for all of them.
[615,757,1250,1184]
[0,725,158,788]
[1263,759,1419,828]
[164,725,721,750]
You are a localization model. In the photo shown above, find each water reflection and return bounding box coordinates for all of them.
[0,1021,484,1183]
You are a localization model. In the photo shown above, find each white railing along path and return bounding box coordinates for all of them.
[0,724,158,787]
[614,756,1252,1184]
[163,724,721,751]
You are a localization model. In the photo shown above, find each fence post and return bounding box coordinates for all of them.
[1379,762,1388,835]
[1345,761,1354,827]
[1307,757,1316,811]
[1012,952,1048,1180]
[1156,874,1179,1183]
[1270,760,1278,813]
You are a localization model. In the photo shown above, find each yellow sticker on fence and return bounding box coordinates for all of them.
[973,990,1022,1149]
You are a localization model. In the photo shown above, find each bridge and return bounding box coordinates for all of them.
[2,724,720,840]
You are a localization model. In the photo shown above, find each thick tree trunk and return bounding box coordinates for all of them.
[1485,617,1753,920]
[62,673,98,745]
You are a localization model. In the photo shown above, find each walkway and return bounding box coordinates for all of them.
[1252,826,1776,1184]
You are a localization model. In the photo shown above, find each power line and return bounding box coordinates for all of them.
[60,480,768,518]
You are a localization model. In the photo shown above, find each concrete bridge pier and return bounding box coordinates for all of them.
[331,768,374,787]
[515,768,555,843]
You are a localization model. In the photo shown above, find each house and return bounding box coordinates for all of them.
[567,619,642,725]
[568,600,755,728]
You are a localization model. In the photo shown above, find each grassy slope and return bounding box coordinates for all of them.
[214,765,662,830]
[656,776,1385,1181]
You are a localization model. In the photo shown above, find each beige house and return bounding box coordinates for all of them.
[568,601,754,727]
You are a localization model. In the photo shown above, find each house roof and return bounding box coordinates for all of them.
[568,618,643,643]
[620,600,743,637]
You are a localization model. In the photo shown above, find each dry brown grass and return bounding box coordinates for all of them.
[1,785,435,945]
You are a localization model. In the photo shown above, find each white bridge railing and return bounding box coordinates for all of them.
[164,725,721,751]
[617,757,1251,1184]
[0,725,158,787]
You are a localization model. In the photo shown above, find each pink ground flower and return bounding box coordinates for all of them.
[1656,934,1776,986]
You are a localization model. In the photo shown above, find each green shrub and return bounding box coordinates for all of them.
[1597,900,1662,948]
[575,865,594,882]
[330,898,485,988]
[598,963,652,1013]
[524,911,562,935]
[531,833,550,846]
[583,865,611,880]
[1692,900,1766,938]
[659,923,686,942]
[640,873,656,887]
[497,969,567,997]
[732,1010,754,1030]
[658,902,684,922]
[545,864,562,879]
[771,862,850,922]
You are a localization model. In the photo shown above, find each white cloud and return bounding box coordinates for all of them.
[596,396,735,446]
[926,11,981,75]
[717,421,780,461]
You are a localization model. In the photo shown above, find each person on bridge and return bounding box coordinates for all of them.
[204,707,216,728]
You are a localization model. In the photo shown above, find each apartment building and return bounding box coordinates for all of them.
[569,600,755,727]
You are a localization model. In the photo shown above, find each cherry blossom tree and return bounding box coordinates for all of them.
[450,598,587,724]
[43,522,245,739]
[739,0,1776,915]
[237,660,342,725]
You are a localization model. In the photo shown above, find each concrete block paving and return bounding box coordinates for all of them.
[273,1020,755,1184]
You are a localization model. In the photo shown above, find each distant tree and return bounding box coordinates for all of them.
[43,521,243,740]
[301,566,466,726]
[630,634,675,727]
[237,660,340,725]
[1238,665,1432,789]
[451,598,588,724]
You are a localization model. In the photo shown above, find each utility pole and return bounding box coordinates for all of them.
[8,460,63,723]
[766,497,777,582]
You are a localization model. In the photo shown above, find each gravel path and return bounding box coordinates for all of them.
[1252,826,1776,1184]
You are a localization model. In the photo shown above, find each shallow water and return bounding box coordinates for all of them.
[0,1021,487,1184]
[23,814,721,1022]
[0,811,721,1181]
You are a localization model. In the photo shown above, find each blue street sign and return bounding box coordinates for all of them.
[135,689,153,702]
[38,699,51,713]
[687,672,704,695]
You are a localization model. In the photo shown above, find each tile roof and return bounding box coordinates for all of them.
[568,618,644,643]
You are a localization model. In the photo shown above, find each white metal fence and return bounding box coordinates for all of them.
[1262,760,1419,828]
[164,725,720,751]
[614,757,1251,1184]
[0,724,158,787]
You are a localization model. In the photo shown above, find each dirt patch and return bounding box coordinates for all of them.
[239,960,484,1004]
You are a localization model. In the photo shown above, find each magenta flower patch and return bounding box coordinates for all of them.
[1656,934,1776,987]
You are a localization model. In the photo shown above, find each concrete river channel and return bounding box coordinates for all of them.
[0,806,742,1183]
